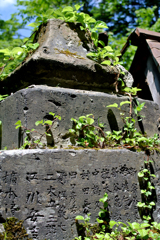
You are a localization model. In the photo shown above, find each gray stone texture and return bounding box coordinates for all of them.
[117,64,134,88]
[0,85,160,150]
[0,149,159,239]
[0,19,132,94]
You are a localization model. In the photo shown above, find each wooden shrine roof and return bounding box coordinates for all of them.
[121,28,160,73]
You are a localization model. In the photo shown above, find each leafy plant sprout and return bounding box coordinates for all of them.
[15,112,61,149]
[69,114,106,148]
[69,87,160,150]
[74,192,160,240]
[137,157,156,224]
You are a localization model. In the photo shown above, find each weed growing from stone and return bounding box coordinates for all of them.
[28,4,122,67]
[69,114,105,148]
[15,112,61,149]
[137,157,156,223]
[74,193,160,240]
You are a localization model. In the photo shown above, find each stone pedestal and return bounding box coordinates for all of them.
[0,149,159,239]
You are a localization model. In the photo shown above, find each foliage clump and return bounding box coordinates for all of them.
[74,193,160,240]
[15,112,61,149]
[69,87,160,151]
[0,217,32,240]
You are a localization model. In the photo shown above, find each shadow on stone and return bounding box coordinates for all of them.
[107,109,119,132]
[45,125,54,147]
[133,99,145,134]
[76,202,110,239]
[44,114,54,147]
[18,127,23,149]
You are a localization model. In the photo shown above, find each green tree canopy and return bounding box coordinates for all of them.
[14,0,160,34]
[0,0,160,69]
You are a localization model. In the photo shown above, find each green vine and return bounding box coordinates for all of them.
[137,157,156,223]
[74,193,160,240]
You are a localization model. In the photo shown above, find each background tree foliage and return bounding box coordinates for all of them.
[0,0,160,69]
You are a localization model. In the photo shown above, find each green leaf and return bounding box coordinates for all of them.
[138,229,149,238]
[91,32,98,41]
[56,115,61,120]
[140,223,150,228]
[79,116,86,122]
[27,43,39,50]
[131,222,140,230]
[80,26,85,30]
[99,193,108,203]
[87,52,97,57]
[86,117,94,125]
[98,123,104,128]
[109,221,117,228]
[15,120,21,126]
[35,120,43,126]
[45,133,51,136]
[75,216,85,220]
[149,201,155,206]
[74,4,82,11]
[150,174,156,178]
[137,202,145,207]
[49,112,55,117]
[62,6,74,12]
[0,48,10,55]
[15,120,22,129]
[98,40,105,47]
[45,9,54,16]
[96,218,103,223]
[138,172,144,177]
[101,60,111,65]
[120,101,130,106]
[0,94,8,101]
[12,47,24,55]
[71,118,77,122]
[107,103,118,108]
[95,20,108,29]
[54,9,64,17]
[104,46,113,52]
[44,120,53,125]
[76,123,82,129]
[69,129,75,134]
[141,190,146,194]
[28,22,40,28]
[25,130,30,134]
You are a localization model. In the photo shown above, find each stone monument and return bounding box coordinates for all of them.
[0,19,159,240]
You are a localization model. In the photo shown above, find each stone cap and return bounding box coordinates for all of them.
[1,19,132,94]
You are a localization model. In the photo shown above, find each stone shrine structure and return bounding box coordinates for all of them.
[0,19,160,240]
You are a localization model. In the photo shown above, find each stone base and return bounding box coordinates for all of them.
[0,86,160,150]
[0,149,159,239]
